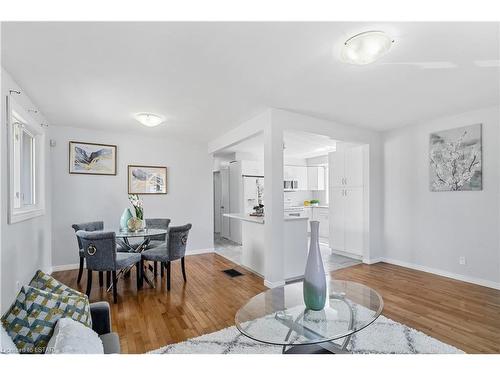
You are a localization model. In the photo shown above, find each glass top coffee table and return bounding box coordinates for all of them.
[235,280,383,354]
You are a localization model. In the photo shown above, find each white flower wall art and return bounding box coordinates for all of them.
[429,124,482,192]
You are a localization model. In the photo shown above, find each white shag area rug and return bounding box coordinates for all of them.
[149,312,463,354]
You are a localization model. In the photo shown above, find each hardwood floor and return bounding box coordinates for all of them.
[333,262,500,354]
[52,254,500,354]
[53,253,266,353]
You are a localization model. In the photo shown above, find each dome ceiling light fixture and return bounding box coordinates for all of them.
[134,112,165,127]
[341,31,394,65]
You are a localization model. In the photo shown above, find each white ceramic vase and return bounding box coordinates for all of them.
[303,220,327,311]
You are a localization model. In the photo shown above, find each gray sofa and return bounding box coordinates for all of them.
[89,301,120,354]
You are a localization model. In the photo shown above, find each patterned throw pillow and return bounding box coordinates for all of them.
[29,270,85,297]
[1,286,92,353]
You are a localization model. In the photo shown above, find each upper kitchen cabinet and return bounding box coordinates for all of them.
[307,166,325,191]
[284,165,308,190]
[241,160,264,176]
[330,143,363,188]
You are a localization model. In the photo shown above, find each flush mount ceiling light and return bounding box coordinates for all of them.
[134,113,165,127]
[341,31,394,65]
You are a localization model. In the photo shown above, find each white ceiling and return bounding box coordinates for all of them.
[217,130,336,160]
[2,22,499,142]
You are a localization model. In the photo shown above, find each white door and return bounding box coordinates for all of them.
[345,146,364,187]
[329,188,345,251]
[344,187,363,255]
[213,172,222,234]
[329,150,345,187]
[220,168,230,239]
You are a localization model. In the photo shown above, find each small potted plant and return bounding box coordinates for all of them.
[310,199,320,207]
[128,194,144,231]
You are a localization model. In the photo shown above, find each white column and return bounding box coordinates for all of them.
[263,115,285,287]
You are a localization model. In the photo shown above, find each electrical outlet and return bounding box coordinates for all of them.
[459,256,466,265]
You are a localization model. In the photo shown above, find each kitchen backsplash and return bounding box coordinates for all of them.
[284,190,313,207]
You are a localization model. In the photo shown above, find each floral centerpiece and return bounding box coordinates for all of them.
[127,194,144,231]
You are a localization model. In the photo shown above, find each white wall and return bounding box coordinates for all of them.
[1,68,52,313]
[383,106,500,288]
[49,125,213,268]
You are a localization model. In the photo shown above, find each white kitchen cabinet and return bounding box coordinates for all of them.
[307,166,325,190]
[307,207,329,239]
[241,160,264,176]
[344,188,363,254]
[284,165,308,190]
[345,147,363,187]
[296,167,308,190]
[316,207,329,239]
[284,165,293,180]
[330,149,345,187]
[330,189,345,250]
[329,144,363,188]
[329,187,363,256]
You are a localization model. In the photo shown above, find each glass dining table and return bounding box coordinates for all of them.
[109,228,168,289]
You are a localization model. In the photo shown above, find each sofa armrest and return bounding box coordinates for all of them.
[90,301,112,335]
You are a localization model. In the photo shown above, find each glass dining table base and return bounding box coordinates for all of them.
[108,237,156,290]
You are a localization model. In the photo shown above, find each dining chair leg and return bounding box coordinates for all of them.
[166,261,171,291]
[181,257,187,282]
[112,271,117,304]
[154,261,158,278]
[85,270,92,297]
[99,271,104,287]
[106,271,111,288]
[77,257,84,284]
[139,260,144,288]
[161,262,164,278]
[136,263,142,290]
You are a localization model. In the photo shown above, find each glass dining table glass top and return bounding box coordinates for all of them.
[235,280,383,347]
[111,228,168,239]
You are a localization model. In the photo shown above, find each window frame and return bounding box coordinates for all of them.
[7,96,45,224]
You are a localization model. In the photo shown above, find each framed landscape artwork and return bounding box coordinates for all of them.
[429,124,482,192]
[128,165,167,194]
[69,141,117,175]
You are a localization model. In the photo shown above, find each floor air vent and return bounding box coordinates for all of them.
[222,268,244,277]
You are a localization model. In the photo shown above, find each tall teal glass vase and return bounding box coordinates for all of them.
[303,220,327,311]
[120,208,133,230]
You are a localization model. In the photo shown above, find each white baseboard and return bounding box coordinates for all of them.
[50,248,214,274]
[186,248,214,256]
[380,257,500,290]
[330,248,363,261]
[363,257,383,265]
[264,279,285,288]
[51,263,80,272]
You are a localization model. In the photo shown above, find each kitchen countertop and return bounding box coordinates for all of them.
[285,205,329,209]
[223,213,308,224]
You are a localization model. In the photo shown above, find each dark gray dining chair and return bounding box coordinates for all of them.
[141,223,192,291]
[76,230,142,303]
[144,218,170,277]
[72,221,128,286]
[72,221,104,284]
